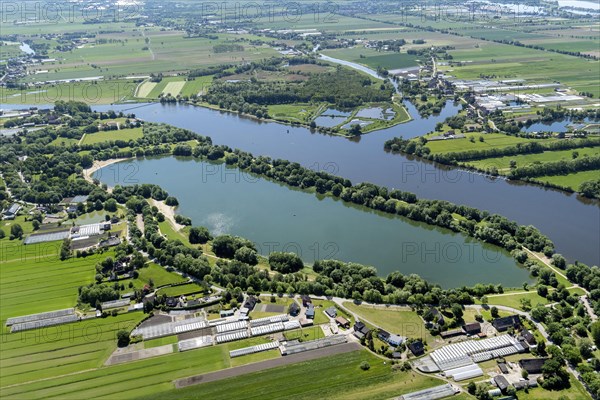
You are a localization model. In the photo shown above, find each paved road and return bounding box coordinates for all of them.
[174,342,362,388]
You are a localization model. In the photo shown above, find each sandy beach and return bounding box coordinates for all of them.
[150,198,186,232]
[83,158,132,185]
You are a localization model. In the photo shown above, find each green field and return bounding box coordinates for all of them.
[81,127,143,145]
[484,290,549,311]
[465,147,600,173]
[322,47,421,70]
[439,40,600,97]
[141,349,444,400]
[134,263,187,289]
[156,282,206,297]
[538,170,600,191]
[0,80,139,105]
[425,133,538,154]
[267,103,321,123]
[0,240,97,321]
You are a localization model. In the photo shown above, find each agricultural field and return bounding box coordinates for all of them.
[0,80,139,105]
[142,349,444,400]
[438,40,600,97]
[322,46,421,70]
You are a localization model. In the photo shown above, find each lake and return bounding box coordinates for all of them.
[94,157,532,288]
[94,101,600,267]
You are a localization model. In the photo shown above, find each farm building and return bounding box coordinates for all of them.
[408,340,425,356]
[445,363,484,381]
[494,375,510,391]
[279,334,347,356]
[305,304,315,319]
[220,309,234,318]
[492,315,521,332]
[399,384,457,400]
[513,380,538,390]
[519,358,548,374]
[440,328,464,339]
[3,203,21,219]
[463,322,481,335]
[498,362,509,374]
[428,335,526,373]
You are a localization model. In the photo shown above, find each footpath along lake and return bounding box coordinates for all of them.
[95,156,532,288]
[96,100,600,267]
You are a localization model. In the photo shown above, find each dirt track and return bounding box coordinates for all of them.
[175,342,361,389]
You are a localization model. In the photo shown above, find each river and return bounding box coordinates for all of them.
[94,156,532,288]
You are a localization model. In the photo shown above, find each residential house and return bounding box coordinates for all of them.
[335,316,350,329]
[408,340,425,356]
[301,295,312,307]
[288,302,300,316]
[324,306,337,318]
[353,321,370,340]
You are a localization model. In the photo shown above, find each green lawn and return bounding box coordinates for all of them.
[143,335,178,349]
[267,103,321,123]
[134,263,187,289]
[284,326,326,342]
[518,379,592,400]
[484,290,549,311]
[139,349,444,400]
[465,147,600,173]
[537,170,600,191]
[156,282,206,297]
[81,127,143,145]
[425,133,542,154]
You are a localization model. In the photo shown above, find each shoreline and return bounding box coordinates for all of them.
[150,198,186,233]
[83,157,133,187]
